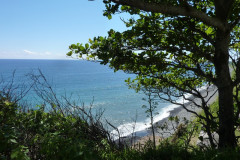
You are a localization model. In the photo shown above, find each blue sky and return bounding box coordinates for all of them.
[0,0,127,59]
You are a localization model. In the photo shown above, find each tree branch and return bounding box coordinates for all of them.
[111,0,226,31]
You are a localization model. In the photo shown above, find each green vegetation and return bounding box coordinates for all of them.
[68,0,240,148]
[1,91,240,159]
[0,97,104,159]
[2,0,240,158]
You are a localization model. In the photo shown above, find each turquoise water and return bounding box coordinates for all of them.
[0,59,172,136]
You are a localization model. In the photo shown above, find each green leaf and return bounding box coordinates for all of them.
[79,45,85,51]
[66,51,73,56]
[107,14,112,20]
[85,43,89,49]
[10,139,17,144]
[206,27,213,35]
[89,38,93,43]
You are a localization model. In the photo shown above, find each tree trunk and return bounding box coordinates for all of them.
[218,83,235,148]
[214,30,236,148]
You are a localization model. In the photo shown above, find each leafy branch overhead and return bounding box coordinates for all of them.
[68,13,217,91]
[68,0,240,149]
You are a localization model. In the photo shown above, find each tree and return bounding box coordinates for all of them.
[67,0,240,148]
[142,88,159,149]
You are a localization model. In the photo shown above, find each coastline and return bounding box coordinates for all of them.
[131,85,218,145]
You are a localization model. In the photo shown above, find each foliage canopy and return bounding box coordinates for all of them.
[68,0,240,148]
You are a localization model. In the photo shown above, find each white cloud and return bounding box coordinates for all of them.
[23,50,53,56]
[23,50,36,55]
[0,49,68,59]
[44,51,52,55]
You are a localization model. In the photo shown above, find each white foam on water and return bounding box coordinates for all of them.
[111,85,210,140]
[111,100,185,140]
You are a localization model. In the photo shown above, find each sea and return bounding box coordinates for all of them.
[0,59,180,137]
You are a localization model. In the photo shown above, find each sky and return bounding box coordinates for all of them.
[0,0,128,59]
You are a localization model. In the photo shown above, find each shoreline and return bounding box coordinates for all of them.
[128,85,219,145]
